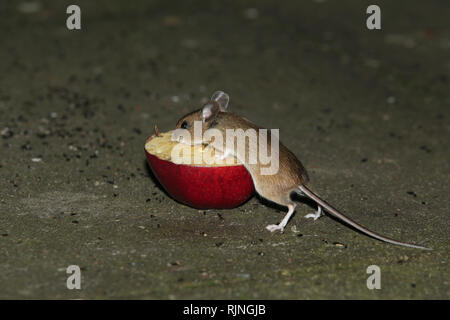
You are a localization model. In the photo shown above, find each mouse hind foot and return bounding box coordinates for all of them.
[266,203,296,233]
[305,205,323,221]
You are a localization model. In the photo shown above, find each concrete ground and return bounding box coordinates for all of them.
[0,0,448,299]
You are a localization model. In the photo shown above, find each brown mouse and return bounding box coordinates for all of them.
[171,91,431,250]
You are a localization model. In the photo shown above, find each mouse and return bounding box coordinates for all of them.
[171,91,431,250]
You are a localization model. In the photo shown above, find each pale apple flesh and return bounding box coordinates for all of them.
[145,130,240,166]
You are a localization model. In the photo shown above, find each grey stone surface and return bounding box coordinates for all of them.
[0,0,448,299]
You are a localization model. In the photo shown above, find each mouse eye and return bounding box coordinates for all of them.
[181,121,188,129]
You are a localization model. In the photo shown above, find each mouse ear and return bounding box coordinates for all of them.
[202,102,220,123]
[211,91,229,111]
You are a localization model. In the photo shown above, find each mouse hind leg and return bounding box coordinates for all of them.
[265,192,297,233]
[265,203,296,233]
[296,186,324,221]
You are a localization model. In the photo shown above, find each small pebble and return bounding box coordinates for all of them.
[236,273,251,280]
[244,8,259,20]
[333,242,347,248]
[387,96,396,104]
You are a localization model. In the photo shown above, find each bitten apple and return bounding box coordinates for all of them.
[145,129,254,209]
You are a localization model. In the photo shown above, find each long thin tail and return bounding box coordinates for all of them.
[298,185,432,250]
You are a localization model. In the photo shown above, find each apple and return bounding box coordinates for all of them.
[145,128,254,209]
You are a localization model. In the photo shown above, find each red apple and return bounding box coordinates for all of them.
[145,129,254,209]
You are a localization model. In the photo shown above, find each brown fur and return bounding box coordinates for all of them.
[176,109,308,208]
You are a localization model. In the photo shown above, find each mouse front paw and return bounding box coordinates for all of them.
[214,150,229,160]
[266,224,284,233]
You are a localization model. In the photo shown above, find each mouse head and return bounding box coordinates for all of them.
[173,91,229,144]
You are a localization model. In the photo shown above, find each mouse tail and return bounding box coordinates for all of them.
[297,185,432,250]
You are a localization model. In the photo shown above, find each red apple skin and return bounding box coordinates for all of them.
[145,148,255,209]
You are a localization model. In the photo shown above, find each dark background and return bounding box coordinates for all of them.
[0,0,448,298]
